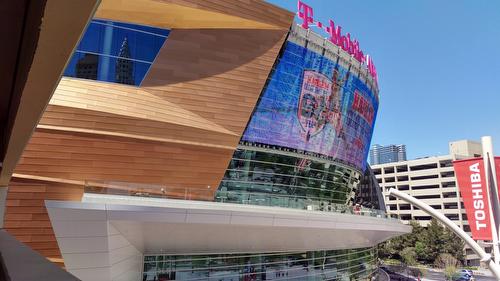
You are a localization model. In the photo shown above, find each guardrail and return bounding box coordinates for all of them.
[84,181,394,219]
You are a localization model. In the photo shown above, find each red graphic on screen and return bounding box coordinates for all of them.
[298,70,332,141]
[351,90,374,124]
[297,69,345,141]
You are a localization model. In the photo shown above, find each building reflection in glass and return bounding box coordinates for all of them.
[143,247,376,281]
[64,20,169,86]
[218,146,361,209]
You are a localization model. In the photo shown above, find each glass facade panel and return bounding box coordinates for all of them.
[217,147,361,208]
[143,247,377,281]
[241,40,378,172]
[354,167,386,210]
[63,19,169,85]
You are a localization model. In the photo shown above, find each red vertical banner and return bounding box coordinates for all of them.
[453,158,492,240]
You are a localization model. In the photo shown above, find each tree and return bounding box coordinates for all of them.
[442,227,465,263]
[378,220,424,260]
[415,241,426,261]
[420,219,446,264]
[379,219,465,265]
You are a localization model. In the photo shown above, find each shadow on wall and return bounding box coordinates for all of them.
[141,29,287,86]
[140,28,288,135]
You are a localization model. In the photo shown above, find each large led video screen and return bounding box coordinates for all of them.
[242,41,379,171]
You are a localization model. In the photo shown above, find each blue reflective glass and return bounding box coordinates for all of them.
[63,19,169,86]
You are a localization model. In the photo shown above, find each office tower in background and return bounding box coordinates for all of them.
[370,144,407,165]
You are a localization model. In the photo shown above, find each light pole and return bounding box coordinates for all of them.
[482,136,500,265]
[388,188,500,281]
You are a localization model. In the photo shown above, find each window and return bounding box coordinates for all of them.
[218,148,363,209]
[400,214,412,220]
[399,204,411,210]
[384,167,395,174]
[397,185,410,191]
[442,181,456,188]
[143,248,377,281]
[396,165,408,172]
[414,194,440,199]
[439,160,453,168]
[385,177,395,183]
[410,174,438,180]
[397,175,409,181]
[410,163,437,171]
[441,171,455,178]
[414,216,432,220]
[443,202,458,209]
[64,20,169,85]
[412,184,439,190]
[443,192,457,198]
[445,214,459,220]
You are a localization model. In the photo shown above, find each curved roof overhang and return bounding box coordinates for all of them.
[95,0,294,30]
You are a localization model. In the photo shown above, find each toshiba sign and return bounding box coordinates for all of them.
[453,158,492,240]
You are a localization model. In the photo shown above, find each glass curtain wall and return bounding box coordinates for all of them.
[217,147,360,209]
[143,247,377,281]
[64,19,169,85]
[353,167,386,211]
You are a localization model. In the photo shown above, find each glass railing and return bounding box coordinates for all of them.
[83,181,394,219]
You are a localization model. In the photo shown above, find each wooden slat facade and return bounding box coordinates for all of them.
[5,180,82,266]
[95,0,293,30]
[5,0,294,265]
[142,28,288,135]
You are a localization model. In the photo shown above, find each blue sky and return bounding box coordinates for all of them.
[267,0,500,159]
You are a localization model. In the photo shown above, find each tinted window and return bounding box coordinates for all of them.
[64,20,169,85]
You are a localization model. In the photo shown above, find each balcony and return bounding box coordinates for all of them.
[84,181,390,219]
[45,191,410,281]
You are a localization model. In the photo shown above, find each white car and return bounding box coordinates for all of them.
[459,269,473,276]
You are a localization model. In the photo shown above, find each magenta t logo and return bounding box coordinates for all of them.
[296,0,378,85]
[297,0,314,29]
[326,20,341,45]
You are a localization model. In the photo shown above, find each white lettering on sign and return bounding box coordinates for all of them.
[469,162,487,231]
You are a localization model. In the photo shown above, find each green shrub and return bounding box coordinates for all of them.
[444,265,458,281]
[401,247,417,266]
